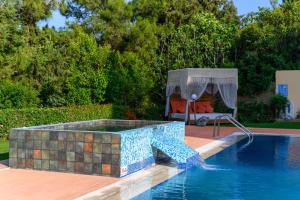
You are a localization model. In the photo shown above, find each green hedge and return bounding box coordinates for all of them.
[0,104,127,139]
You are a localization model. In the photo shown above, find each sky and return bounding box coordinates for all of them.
[38,0,280,28]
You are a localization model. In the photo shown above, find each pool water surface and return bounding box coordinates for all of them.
[133,135,300,200]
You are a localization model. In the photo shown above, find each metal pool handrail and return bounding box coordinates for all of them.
[213,115,254,145]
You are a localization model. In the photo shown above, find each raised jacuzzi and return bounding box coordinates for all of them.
[9,119,188,177]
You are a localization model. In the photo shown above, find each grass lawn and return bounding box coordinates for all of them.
[244,122,300,129]
[0,140,9,161]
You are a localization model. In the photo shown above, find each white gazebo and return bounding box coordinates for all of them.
[165,68,238,122]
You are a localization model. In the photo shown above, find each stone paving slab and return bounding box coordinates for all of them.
[0,169,117,200]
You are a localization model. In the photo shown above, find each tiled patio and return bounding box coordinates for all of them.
[1,125,300,200]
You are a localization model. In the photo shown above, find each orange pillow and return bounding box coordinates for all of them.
[176,100,186,113]
[170,99,194,113]
[170,99,186,113]
[195,102,206,113]
[202,101,214,113]
[170,99,177,113]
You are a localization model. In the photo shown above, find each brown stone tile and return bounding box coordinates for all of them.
[50,131,58,140]
[42,160,49,170]
[25,132,33,140]
[66,152,75,162]
[58,161,67,171]
[93,153,102,163]
[102,164,111,175]
[41,141,49,149]
[9,139,17,149]
[83,143,93,153]
[49,160,58,171]
[17,139,25,149]
[17,131,25,140]
[102,134,112,143]
[34,160,42,169]
[75,152,84,162]
[93,163,102,174]
[75,132,85,142]
[111,165,120,177]
[41,150,49,159]
[34,150,42,159]
[102,144,111,154]
[49,141,58,150]
[25,150,33,159]
[102,154,111,164]
[111,144,120,154]
[111,135,120,144]
[17,149,25,158]
[75,142,84,153]
[33,131,42,140]
[58,132,67,141]
[84,163,93,174]
[67,141,75,151]
[85,133,94,143]
[49,150,58,160]
[17,159,25,168]
[58,151,66,161]
[94,134,102,143]
[25,159,33,168]
[112,154,120,165]
[84,153,92,163]
[58,141,66,151]
[41,131,49,140]
[34,140,42,149]
[93,143,102,154]
[67,132,75,141]
[75,162,84,173]
[9,148,17,158]
[9,158,17,168]
[67,162,75,172]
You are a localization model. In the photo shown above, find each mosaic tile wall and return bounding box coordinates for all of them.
[119,127,155,177]
[118,121,187,177]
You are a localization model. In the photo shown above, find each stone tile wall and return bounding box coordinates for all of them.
[9,129,121,177]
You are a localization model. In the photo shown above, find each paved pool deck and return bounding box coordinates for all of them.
[1,126,300,200]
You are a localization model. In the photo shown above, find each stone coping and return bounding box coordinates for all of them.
[76,132,246,200]
[13,119,168,131]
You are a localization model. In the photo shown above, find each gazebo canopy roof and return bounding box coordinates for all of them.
[167,68,238,89]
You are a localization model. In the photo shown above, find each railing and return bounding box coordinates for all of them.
[213,115,254,145]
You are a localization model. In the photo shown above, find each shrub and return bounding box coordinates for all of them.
[0,104,127,139]
[270,94,288,118]
[238,99,273,123]
[0,80,39,109]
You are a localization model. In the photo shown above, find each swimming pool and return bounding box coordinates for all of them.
[133,135,300,200]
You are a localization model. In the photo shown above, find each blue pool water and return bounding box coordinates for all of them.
[133,135,300,200]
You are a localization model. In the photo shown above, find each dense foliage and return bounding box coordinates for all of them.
[0,0,300,120]
[0,104,127,139]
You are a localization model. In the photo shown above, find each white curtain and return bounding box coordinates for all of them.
[165,85,177,116]
[184,78,210,122]
[217,83,237,116]
[205,83,219,95]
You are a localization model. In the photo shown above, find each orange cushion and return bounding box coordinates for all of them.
[176,100,186,113]
[202,101,213,113]
[170,99,178,113]
[170,99,185,113]
[170,99,194,113]
[195,102,206,113]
